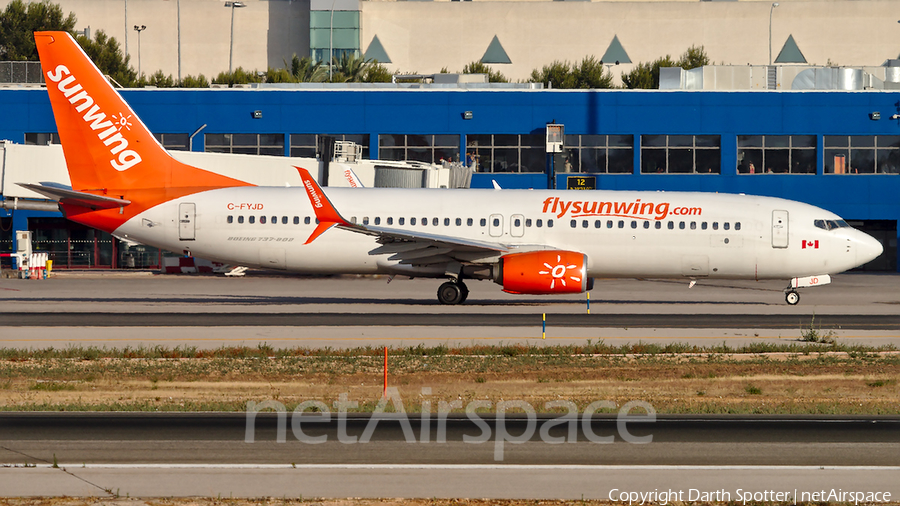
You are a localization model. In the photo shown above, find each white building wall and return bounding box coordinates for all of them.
[1,0,899,85]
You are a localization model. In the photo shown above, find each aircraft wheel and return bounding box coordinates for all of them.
[458,281,469,304]
[438,281,463,305]
[785,291,800,306]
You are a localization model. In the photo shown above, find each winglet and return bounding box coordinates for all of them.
[295,166,350,244]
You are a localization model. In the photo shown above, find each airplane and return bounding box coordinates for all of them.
[26,31,883,305]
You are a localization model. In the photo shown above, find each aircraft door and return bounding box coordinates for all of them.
[489,214,503,237]
[772,210,788,248]
[179,202,196,241]
[511,214,525,237]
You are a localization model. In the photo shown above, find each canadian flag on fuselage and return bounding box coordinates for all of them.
[34,31,251,232]
[802,240,820,249]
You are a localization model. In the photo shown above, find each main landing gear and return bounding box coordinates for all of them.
[437,279,469,305]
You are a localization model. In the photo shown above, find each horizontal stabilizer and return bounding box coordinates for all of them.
[17,183,131,210]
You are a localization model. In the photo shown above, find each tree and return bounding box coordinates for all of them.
[330,52,372,83]
[529,56,614,89]
[287,54,327,83]
[0,0,76,60]
[76,30,138,87]
[461,61,508,83]
[620,46,709,89]
[177,74,209,88]
[362,61,393,83]
[212,67,262,86]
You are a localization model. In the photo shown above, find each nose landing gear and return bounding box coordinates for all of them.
[785,290,800,305]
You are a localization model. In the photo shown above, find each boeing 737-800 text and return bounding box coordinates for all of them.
[27,32,883,305]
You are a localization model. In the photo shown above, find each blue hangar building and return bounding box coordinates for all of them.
[0,86,897,272]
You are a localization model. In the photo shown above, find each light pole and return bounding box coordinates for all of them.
[768,2,779,65]
[329,0,336,81]
[225,1,246,73]
[133,24,146,77]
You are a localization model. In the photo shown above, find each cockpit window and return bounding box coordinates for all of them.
[814,219,851,231]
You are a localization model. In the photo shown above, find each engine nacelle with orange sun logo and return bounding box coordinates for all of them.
[498,250,591,294]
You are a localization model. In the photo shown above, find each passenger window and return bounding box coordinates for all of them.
[667,221,674,230]
[387,217,393,225]
[631,221,637,229]
[701,222,707,230]
[399,217,405,225]
[249,216,255,224]
[294,217,300,225]
[411,218,418,225]
[492,218,500,227]
[282,216,288,224]
[618,220,625,229]
[238,216,244,224]
[467,218,473,226]
[374,217,381,225]
[607,220,613,229]
[422,217,427,226]
[363,217,369,225]
[315,218,320,224]
[456,218,462,226]
[570,220,577,228]
[679,222,685,230]
[526,219,532,227]
[643,221,650,229]
[724,222,730,230]
[351,217,357,224]
[536,219,543,228]
[655,221,661,229]
[271,216,276,224]
[444,218,450,226]
[434,218,440,226]
[260,216,267,224]
[690,222,696,230]
[595,220,602,228]
[515,218,522,227]
[227,216,233,224]
[303,217,310,225]
[735,222,741,231]
[548,220,554,228]
[582,220,589,228]
[712,222,718,230]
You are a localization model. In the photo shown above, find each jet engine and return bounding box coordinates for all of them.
[497,250,591,294]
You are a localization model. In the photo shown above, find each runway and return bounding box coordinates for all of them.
[1,413,898,498]
[1,273,898,348]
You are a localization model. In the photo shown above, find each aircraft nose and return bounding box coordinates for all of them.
[856,231,884,266]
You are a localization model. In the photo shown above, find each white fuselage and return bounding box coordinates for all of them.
[111,187,882,281]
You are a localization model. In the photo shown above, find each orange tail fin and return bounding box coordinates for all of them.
[34,31,251,231]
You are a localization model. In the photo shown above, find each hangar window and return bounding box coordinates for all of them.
[379,134,460,164]
[641,135,720,174]
[152,133,190,151]
[738,135,816,174]
[291,134,370,159]
[205,133,284,156]
[24,132,60,145]
[465,134,544,173]
[824,136,900,174]
[562,134,634,173]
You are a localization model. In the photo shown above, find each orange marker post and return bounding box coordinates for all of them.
[383,346,388,397]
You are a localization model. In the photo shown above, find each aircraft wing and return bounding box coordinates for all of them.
[295,166,547,266]
[340,223,511,265]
